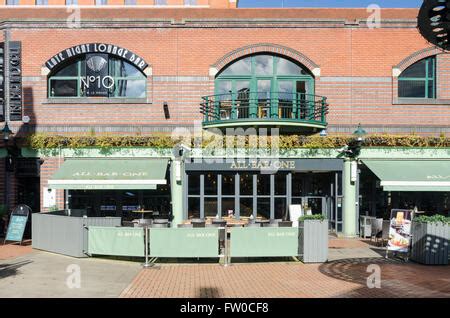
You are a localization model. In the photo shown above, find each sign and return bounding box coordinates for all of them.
[45,43,148,72]
[185,158,344,172]
[5,205,30,243]
[387,209,413,253]
[43,187,56,208]
[8,42,22,121]
[88,226,145,257]
[149,228,220,258]
[0,41,22,121]
[84,53,110,97]
[230,227,299,257]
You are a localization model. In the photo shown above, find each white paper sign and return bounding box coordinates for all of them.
[289,205,303,227]
[43,187,56,208]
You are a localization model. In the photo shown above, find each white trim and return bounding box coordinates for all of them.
[48,179,167,185]
[381,181,450,187]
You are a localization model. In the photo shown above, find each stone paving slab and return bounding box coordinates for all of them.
[0,251,141,298]
[0,241,33,260]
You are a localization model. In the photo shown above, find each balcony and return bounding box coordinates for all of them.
[200,92,329,133]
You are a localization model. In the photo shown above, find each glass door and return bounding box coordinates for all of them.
[277,80,294,119]
[235,80,250,119]
[256,79,272,118]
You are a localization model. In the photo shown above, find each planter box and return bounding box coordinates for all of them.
[298,219,328,263]
[411,221,449,265]
[32,211,121,258]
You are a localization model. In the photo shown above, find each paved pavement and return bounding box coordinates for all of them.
[1,238,449,298]
[0,251,141,298]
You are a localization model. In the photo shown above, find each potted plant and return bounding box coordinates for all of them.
[298,214,328,263]
[411,215,450,265]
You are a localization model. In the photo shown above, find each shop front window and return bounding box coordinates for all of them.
[48,55,146,98]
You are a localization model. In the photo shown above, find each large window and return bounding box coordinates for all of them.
[36,0,48,4]
[398,56,436,99]
[215,54,314,120]
[48,55,146,98]
[66,0,78,4]
[6,0,19,5]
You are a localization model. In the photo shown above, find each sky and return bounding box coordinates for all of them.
[238,0,423,8]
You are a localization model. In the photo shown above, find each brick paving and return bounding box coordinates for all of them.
[121,238,450,298]
[0,240,33,260]
[120,259,450,298]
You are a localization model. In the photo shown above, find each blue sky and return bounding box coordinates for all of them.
[238,0,422,8]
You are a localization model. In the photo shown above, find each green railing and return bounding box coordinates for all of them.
[200,92,328,127]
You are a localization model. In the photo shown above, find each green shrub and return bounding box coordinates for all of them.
[20,133,450,149]
[413,215,450,224]
[298,214,326,222]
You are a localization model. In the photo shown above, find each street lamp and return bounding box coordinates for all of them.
[1,122,13,141]
[353,123,367,142]
[319,129,328,137]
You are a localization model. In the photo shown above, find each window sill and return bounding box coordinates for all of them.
[44,98,150,104]
[394,98,450,105]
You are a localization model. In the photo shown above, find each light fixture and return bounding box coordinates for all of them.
[319,129,328,137]
[1,122,13,141]
[353,123,367,142]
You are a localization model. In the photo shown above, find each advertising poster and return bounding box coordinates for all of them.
[387,209,413,253]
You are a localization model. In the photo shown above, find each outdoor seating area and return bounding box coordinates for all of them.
[182,217,293,228]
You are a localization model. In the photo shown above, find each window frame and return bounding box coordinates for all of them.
[215,54,314,98]
[48,56,147,99]
[398,56,436,99]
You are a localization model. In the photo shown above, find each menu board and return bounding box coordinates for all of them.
[387,209,413,253]
[5,205,30,243]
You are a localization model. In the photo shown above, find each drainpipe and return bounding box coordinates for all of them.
[170,157,184,227]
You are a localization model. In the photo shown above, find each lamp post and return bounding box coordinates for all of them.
[342,124,367,237]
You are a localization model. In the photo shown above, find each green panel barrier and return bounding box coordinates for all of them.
[149,228,220,258]
[230,227,299,257]
[88,226,145,257]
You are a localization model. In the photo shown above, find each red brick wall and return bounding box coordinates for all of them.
[6,24,448,134]
[39,156,65,212]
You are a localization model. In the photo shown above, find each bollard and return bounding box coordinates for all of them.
[142,226,154,268]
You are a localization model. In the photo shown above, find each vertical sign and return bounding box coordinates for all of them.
[84,53,110,97]
[387,209,413,253]
[8,41,22,121]
[0,43,4,122]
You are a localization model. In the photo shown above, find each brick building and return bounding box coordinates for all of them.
[0,2,449,237]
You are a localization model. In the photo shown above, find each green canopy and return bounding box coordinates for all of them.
[48,159,169,190]
[362,160,450,192]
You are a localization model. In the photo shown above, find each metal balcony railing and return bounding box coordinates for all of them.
[200,92,328,127]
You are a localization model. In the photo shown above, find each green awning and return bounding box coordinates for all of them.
[362,160,450,192]
[48,159,169,190]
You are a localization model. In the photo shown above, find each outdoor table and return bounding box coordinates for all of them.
[132,210,155,220]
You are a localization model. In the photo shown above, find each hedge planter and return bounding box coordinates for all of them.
[411,221,449,265]
[298,219,328,263]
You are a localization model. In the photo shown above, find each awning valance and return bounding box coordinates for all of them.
[48,159,169,190]
[362,160,450,192]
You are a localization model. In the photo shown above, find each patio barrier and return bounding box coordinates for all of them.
[230,227,299,258]
[88,226,145,257]
[32,211,121,258]
[149,228,221,258]
[33,221,327,265]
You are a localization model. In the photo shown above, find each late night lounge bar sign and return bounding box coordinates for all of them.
[45,43,149,72]
[0,41,23,121]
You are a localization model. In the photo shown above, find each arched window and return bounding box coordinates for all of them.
[398,56,436,99]
[216,54,313,99]
[215,54,314,119]
[48,55,146,98]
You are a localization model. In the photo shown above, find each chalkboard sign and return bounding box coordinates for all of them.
[5,205,30,243]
